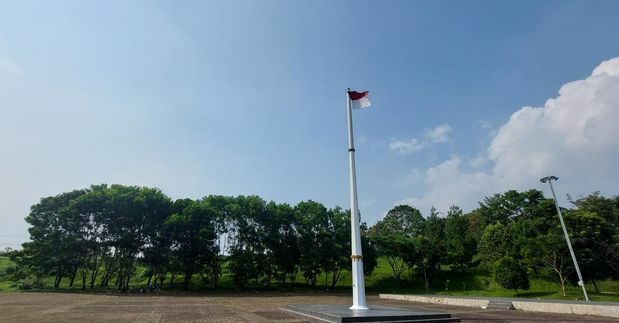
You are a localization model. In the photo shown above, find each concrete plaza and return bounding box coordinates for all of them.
[0,292,617,323]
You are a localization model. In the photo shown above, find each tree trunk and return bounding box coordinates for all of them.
[54,265,64,288]
[184,265,193,290]
[81,268,87,290]
[266,268,272,287]
[90,253,105,289]
[116,268,124,290]
[331,268,342,290]
[100,254,117,287]
[69,267,78,287]
[324,272,328,289]
[592,279,600,293]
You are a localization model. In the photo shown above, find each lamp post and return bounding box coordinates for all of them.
[540,175,590,301]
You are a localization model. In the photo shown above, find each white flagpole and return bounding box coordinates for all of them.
[346,89,368,310]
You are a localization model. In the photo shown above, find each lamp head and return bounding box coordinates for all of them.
[540,176,559,183]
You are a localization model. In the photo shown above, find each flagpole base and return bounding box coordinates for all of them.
[349,305,370,311]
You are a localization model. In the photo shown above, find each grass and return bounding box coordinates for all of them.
[2,255,619,302]
[0,256,17,291]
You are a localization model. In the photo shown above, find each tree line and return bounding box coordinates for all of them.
[7,184,375,291]
[370,190,619,294]
[5,184,619,295]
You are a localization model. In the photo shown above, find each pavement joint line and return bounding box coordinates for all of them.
[280,308,333,323]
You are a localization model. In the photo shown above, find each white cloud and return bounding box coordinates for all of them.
[0,56,23,77]
[389,138,426,154]
[396,157,493,214]
[425,124,452,143]
[389,124,452,155]
[474,120,493,130]
[0,56,23,92]
[398,57,619,213]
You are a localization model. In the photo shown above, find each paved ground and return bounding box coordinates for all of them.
[0,292,617,323]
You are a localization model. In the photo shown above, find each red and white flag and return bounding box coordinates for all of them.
[347,90,371,109]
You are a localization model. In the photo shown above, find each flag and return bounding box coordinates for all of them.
[348,90,371,109]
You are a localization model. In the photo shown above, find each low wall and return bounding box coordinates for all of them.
[380,294,619,318]
[379,294,489,309]
[511,300,619,318]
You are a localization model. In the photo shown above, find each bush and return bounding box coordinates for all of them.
[4,266,16,276]
[14,277,45,290]
[493,256,529,294]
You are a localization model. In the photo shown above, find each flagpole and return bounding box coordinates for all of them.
[346,88,368,310]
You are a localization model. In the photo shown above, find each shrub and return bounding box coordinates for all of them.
[493,256,529,294]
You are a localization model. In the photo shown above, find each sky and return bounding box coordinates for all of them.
[1,0,619,249]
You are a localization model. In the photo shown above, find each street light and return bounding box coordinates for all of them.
[540,175,590,301]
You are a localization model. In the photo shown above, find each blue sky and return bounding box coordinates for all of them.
[2,0,619,248]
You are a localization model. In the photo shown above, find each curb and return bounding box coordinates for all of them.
[379,294,619,318]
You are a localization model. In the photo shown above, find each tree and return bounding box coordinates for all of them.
[563,209,614,292]
[493,257,529,294]
[165,199,218,290]
[225,195,267,289]
[412,235,443,291]
[445,205,475,272]
[477,222,513,268]
[570,192,618,227]
[369,205,425,285]
[524,234,573,296]
[477,189,555,226]
[294,200,330,288]
[324,207,351,289]
[263,202,299,287]
[375,235,414,284]
[370,205,425,238]
[361,223,378,277]
[23,189,89,288]
[424,207,446,246]
[570,192,619,277]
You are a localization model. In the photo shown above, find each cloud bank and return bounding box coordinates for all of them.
[400,57,619,213]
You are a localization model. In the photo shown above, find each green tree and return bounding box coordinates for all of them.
[524,233,573,296]
[294,200,330,287]
[477,222,513,268]
[226,196,267,289]
[165,199,218,290]
[445,205,476,272]
[370,205,425,238]
[570,192,619,275]
[376,235,414,284]
[493,256,529,294]
[324,207,351,289]
[361,223,378,277]
[412,235,443,291]
[477,189,555,226]
[265,202,299,286]
[22,189,88,288]
[369,205,425,285]
[563,209,614,292]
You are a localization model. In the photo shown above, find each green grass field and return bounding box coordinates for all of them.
[2,256,619,301]
[0,256,16,291]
